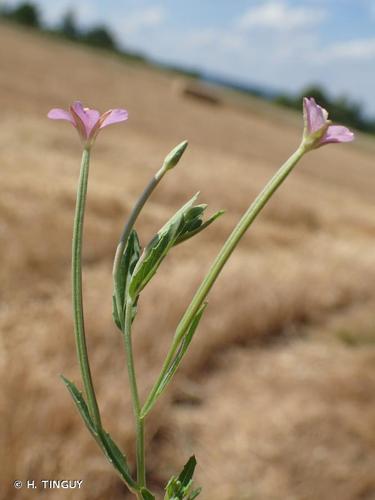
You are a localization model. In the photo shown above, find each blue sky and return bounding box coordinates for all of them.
[5,0,375,115]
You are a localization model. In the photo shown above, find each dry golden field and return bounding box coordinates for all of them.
[1,23,375,500]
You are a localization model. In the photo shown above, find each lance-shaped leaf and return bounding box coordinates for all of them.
[61,375,98,437]
[178,456,197,489]
[141,303,207,418]
[174,209,224,246]
[164,456,201,500]
[61,376,137,491]
[128,194,223,302]
[99,430,138,490]
[113,230,141,328]
[128,194,200,301]
[156,192,200,236]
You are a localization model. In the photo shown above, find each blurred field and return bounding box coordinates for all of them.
[1,23,375,500]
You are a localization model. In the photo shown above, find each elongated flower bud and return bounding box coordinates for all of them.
[163,140,188,171]
[155,140,189,180]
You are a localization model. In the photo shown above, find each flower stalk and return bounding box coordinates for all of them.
[72,147,102,428]
[142,142,308,417]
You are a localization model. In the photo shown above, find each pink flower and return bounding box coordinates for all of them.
[303,97,354,149]
[48,101,128,147]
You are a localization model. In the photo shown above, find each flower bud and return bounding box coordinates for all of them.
[163,140,188,171]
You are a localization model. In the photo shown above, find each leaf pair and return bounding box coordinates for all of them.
[129,193,223,302]
[165,456,201,500]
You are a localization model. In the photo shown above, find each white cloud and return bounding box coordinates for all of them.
[186,28,246,52]
[237,1,326,31]
[121,6,166,36]
[323,38,375,61]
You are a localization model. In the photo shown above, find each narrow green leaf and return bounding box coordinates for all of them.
[129,194,200,300]
[112,294,122,330]
[184,204,207,221]
[128,221,180,300]
[175,209,225,245]
[156,304,207,399]
[164,457,200,499]
[172,204,206,244]
[117,230,141,305]
[113,230,141,326]
[141,303,207,418]
[155,193,200,237]
[61,377,137,491]
[140,487,156,500]
[178,456,197,489]
[61,376,97,437]
[99,431,138,489]
[182,218,203,234]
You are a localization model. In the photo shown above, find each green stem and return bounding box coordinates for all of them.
[123,299,146,488]
[72,147,102,428]
[142,144,308,416]
[112,164,169,494]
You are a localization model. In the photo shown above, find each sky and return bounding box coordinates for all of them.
[4,0,375,115]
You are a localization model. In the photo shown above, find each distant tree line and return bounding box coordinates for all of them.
[275,86,375,134]
[1,2,374,134]
[0,1,144,58]
[0,2,40,27]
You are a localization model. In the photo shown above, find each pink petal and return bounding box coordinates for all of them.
[304,97,328,133]
[321,125,354,145]
[71,101,100,137]
[47,108,74,124]
[100,108,129,128]
[84,109,101,135]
